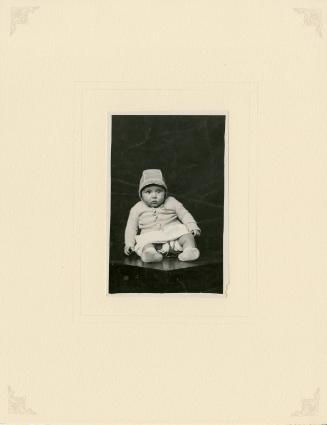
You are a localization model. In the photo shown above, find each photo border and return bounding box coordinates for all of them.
[106,111,229,296]
[73,81,258,324]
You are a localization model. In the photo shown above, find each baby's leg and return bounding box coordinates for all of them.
[177,234,200,261]
[141,243,163,263]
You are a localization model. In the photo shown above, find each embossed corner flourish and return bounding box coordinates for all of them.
[10,6,39,35]
[294,8,323,37]
[8,386,36,415]
[292,387,320,416]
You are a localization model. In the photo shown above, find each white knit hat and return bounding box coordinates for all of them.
[139,169,167,198]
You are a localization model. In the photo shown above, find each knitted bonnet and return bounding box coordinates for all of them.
[138,169,167,199]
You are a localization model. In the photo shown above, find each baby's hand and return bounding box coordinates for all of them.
[191,229,201,237]
[124,244,135,256]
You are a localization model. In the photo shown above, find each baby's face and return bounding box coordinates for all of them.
[141,185,165,208]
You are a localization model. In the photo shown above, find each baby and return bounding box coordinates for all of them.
[124,169,201,263]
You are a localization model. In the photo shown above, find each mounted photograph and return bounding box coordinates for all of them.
[108,114,228,294]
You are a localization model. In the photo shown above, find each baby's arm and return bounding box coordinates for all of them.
[168,197,201,236]
[124,205,140,255]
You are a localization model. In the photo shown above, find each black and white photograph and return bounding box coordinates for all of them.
[108,114,227,293]
[5,0,327,422]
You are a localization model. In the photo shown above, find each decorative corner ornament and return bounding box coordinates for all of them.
[294,8,323,38]
[292,387,320,416]
[8,386,36,415]
[10,6,39,35]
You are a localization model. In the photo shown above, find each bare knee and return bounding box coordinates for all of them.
[178,233,196,248]
[142,243,155,252]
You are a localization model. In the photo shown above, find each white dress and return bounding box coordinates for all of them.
[134,220,188,256]
[124,196,200,257]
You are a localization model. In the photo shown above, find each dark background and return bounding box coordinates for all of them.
[110,115,226,261]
